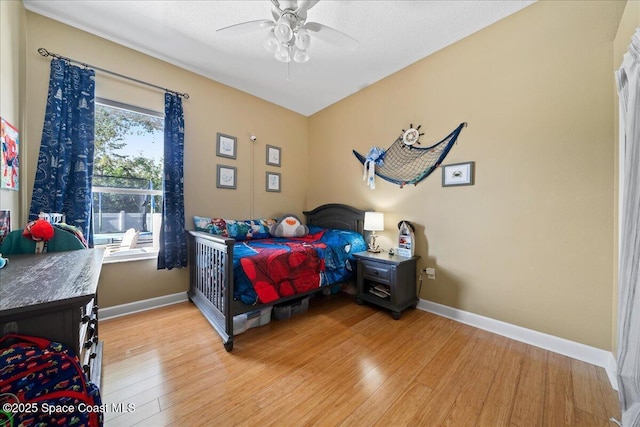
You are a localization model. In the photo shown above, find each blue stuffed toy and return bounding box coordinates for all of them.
[0,253,7,269]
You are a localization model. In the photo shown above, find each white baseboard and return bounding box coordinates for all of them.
[99,292,188,321]
[418,299,619,391]
[606,351,619,391]
[97,293,619,390]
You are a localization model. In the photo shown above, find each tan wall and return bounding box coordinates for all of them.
[309,1,625,350]
[0,0,26,223]
[611,0,640,353]
[14,1,634,350]
[24,13,309,307]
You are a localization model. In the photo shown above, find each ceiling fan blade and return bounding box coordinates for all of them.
[305,22,359,51]
[295,0,319,19]
[217,19,274,35]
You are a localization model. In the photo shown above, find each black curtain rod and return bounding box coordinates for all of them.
[37,48,190,100]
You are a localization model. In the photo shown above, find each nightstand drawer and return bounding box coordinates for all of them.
[361,261,393,284]
[354,251,419,320]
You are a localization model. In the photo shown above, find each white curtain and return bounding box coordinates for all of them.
[617,27,640,427]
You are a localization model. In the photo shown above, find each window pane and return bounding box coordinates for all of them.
[92,191,161,245]
[93,101,163,247]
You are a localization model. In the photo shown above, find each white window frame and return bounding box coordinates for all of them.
[94,98,164,263]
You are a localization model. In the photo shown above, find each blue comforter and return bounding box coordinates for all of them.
[233,226,366,305]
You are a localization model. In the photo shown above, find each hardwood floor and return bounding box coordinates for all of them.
[99,293,620,426]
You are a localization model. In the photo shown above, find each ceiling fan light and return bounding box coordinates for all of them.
[293,49,310,63]
[275,48,291,63]
[274,21,293,43]
[263,31,280,53]
[295,28,311,50]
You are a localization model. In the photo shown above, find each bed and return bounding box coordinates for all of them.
[187,203,368,351]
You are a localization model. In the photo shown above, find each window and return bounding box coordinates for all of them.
[92,99,163,253]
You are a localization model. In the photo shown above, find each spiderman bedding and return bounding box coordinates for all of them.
[233,226,367,305]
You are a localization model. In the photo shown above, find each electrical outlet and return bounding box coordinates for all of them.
[425,267,436,280]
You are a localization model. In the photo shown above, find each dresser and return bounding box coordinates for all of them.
[0,249,104,387]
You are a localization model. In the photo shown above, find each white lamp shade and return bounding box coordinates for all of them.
[293,48,310,63]
[275,23,293,43]
[274,14,294,43]
[275,48,291,62]
[263,30,280,53]
[364,212,384,231]
[295,28,311,50]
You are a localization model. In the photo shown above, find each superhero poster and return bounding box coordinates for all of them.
[1,117,19,190]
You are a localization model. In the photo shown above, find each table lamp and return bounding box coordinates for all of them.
[364,211,384,253]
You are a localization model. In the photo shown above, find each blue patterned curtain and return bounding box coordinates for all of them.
[29,59,95,240]
[157,93,187,270]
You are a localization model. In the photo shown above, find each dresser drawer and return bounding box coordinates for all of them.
[79,318,97,353]
[79,338,99,381]
[80,298,98,319]
[361,261,393,284]
[78,300,97,345]
[78,297,99,381]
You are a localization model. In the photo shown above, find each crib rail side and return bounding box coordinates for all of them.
[187,230,235,350]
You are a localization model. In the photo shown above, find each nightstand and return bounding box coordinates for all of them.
[354,251,420,319]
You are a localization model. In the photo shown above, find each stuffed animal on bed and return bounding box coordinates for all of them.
[269,214,309,238]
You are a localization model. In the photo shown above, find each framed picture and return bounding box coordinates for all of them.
[0,210,10,244]
[266,145,281,167]
[216,164,237,189]
[266,171,281,192]
[1,117,19,191]
[442,161,475,187]
[216,132,237,159]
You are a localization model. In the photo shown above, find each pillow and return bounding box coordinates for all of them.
[269,214,309,238]
[194,216,227,236]
[227,219,274,240]
[193,216,274,241]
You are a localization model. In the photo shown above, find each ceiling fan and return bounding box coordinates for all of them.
[216,0,359,64]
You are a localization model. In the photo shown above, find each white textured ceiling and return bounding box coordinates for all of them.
[23,0,535,116]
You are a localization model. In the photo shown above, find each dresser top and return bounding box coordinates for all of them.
[0,249,104,316]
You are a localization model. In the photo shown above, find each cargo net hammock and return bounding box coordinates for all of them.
[353,122,467,188]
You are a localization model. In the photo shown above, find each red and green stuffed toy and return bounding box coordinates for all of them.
[23,219,55,253]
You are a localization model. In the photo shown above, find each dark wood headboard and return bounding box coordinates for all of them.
[303,204,367,236]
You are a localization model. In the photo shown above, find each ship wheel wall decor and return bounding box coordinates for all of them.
[353,122,467,189]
